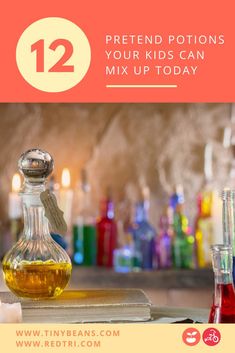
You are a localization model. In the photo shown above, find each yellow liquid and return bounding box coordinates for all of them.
[2,261,72,299]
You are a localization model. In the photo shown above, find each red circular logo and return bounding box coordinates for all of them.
[182,328,201,346]
[202,328,221,346]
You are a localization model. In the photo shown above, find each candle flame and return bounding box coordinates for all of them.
[61,168,71,188]
[12,173,21,192]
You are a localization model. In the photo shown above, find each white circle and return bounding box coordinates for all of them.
[16,17,91,92]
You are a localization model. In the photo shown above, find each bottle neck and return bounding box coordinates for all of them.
[80,189,93,217]
[83,190,91,209]
[174,203,189,234]
[159,214,169,232]
[214,270,233,285]
[229,159,235,187]
[222,190,234,246]
[135,203,148,223]
[211,245,234,300]
[173,213,184,235]
[197,191,212,217]
[22,195,50,240]
[100,199,114,219]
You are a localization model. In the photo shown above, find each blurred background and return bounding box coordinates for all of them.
[0,102,234,308]
[0,103,232,221]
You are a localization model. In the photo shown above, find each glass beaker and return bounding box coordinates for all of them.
[209,244,235,323]
[222,189,235,284]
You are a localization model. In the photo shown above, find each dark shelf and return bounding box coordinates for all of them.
[69,267,214,290]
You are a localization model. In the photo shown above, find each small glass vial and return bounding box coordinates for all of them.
[209,244,235,323]
[2,149,72,299]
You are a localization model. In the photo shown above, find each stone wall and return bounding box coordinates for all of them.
[0,103,231,228]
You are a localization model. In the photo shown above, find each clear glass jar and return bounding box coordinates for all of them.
[2,149,72,299]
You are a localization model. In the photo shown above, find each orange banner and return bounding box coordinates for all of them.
[0,0,233,102]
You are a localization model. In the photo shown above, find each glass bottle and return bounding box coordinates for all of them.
[113,234,135,273]
[194,190,213,268]
[209,245,235,323]
[2,149,72,299]
[130,202,156,270]
[73,169,97,266]
[155,211,172,269]
[172,204,195,269]
[222,189,235,284]
[96,197,117,267]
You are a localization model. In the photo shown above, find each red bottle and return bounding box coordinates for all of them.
[97,199,117,267]
[209,245,235,323]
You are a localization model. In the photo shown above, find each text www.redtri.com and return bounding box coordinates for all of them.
[16,340,101,348]
[15,329,120,349]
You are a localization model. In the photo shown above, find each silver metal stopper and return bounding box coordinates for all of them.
[18,148,54,184]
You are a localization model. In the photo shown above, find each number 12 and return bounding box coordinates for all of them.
[31,39,74,72]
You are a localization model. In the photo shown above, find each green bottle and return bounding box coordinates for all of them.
[73,169,97,266]
[172,204,194,269]
[73,221,97,266]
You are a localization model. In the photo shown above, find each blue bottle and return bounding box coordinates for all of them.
[130,202,157,270]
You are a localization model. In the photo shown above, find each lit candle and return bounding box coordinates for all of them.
[0,300,22,323]
[59,168,74,229]
[8,173,22,220]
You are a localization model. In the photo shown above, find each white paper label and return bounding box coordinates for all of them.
[40,189,67,235]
